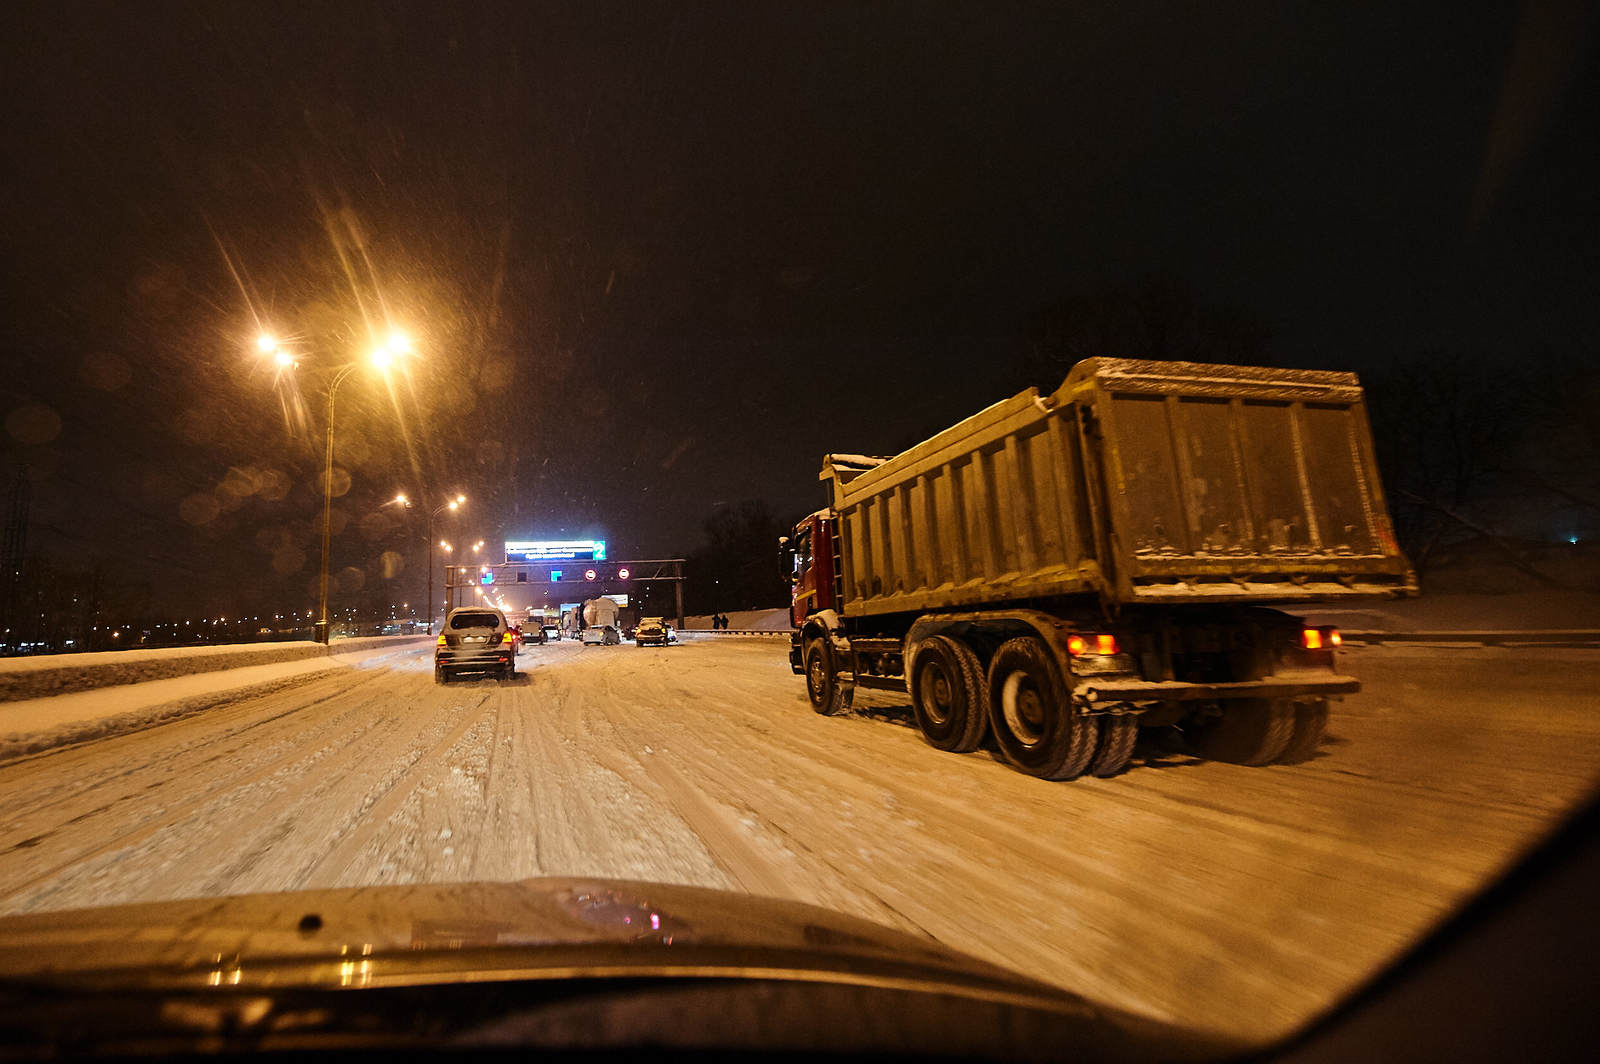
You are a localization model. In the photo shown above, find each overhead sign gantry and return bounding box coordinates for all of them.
[444,545,685,627]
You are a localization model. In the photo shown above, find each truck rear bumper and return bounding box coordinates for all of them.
[1076,674,1360,704]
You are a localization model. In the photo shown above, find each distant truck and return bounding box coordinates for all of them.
[580,597,622,646]
[786,358,1415,780]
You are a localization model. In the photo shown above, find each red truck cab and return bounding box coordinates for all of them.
[788,511,838,630]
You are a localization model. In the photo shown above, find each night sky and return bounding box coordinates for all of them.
[2,1,1595,618]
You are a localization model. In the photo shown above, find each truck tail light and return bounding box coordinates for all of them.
[1301,627,1340,650]
[1067,633,1119,656]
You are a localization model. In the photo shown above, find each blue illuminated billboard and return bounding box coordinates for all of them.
[505,539,607,562]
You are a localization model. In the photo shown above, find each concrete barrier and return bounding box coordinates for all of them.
[0,636,433,704]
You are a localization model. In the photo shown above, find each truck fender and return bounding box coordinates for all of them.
[799,609,850,654]
[795,610,853,685]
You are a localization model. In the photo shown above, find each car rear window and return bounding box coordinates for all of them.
[449,612,501,630]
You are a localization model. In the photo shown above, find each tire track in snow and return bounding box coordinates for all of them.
[293,689,497,887]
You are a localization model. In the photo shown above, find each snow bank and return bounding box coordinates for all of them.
[0,639,430,764]
[683,608,792,632]
[1299,589,1600,632]
[675,591,1597,638]
[0,636,431,704]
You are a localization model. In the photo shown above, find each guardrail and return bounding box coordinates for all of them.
[1341,629,1600,646]
[680,627,1600,647]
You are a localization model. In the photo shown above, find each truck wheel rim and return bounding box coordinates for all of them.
[1001,672,1046,747]
[808,653,827,698]
[919,665,953,725]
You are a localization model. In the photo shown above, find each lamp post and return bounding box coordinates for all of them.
[258,329,415,644]
[393,494,465,634]
[427,497,465,634]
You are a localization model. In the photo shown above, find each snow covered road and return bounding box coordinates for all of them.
[1,635,1596,1040]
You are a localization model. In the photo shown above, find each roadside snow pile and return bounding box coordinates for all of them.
[0,658,337,764]
[1301,589,1600,633]
[0,636,428,703]
[684,608,791,631]
[0,639,431,764]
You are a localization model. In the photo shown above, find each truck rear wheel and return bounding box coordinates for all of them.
[909,635,989,753]
[1187,698,1294,765]
[986,637,1096,780]
[1088,714,1139,777]
[1278,699,1329,764]
[804,638,852,716]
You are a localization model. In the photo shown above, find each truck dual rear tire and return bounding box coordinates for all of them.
[1088,714,1139,777]
[1187,698,1294,765]
[909,635,989,753]
[1278,699,1329,764]
[804,637,853,716]
[986,637,1098,780]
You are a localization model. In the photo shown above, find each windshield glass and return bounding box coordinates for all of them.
[1,3,1595,1056]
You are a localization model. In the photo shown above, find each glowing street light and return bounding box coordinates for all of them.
[255,325,418,642]
[395,495,467,633]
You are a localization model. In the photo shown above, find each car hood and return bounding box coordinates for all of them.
[0,878,1053,996]
[0,879,1245,1059]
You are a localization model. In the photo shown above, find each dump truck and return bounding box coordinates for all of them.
[785,358,1415,779]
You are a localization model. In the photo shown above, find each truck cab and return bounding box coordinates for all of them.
[788,511,838,631]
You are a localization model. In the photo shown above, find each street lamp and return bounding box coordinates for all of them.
[396,496,466,634]
[259,329,416,643]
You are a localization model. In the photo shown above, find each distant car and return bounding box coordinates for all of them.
[541,624,561,641]
[634,617,671,646]
[581,625,620,647]
[521,623,546,645]
[435,607,514,683]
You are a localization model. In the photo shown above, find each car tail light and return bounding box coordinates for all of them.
[436,635,448,646]
[1301,627,1340,650]
[1067,633,1119,656]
